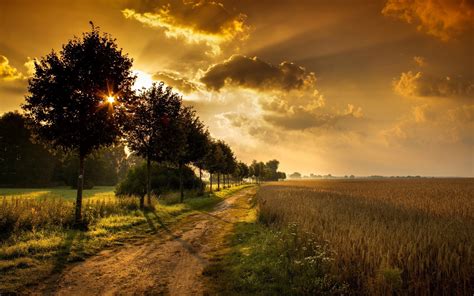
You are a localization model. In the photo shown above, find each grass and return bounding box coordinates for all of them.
[0,186,115,200]
[256,179,474,295]
[0,184,253,293]
[204,189,347,295]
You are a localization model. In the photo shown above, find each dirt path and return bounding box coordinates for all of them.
[36,187,257,296]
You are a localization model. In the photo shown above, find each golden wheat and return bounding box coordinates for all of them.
[257,178,474,295]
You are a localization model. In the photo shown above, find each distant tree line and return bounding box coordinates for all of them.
[0,112,131,188]
[14,24,285,226]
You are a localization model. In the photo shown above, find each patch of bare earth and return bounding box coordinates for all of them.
[31,187,257,296]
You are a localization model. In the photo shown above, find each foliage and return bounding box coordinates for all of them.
[0,112,58,187]
[115,162,202,198]
[249,159,286,182]
[22,24,135,223]
[122,82,182,163]
[0,113,129,188]
[257,179,474,294]
[23,24,134,158]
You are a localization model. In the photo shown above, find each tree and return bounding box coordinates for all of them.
[172,106,209,202]
[22,24,135,225]
[116,162,202,198]
[261,159,282,181]
[233,161,249,184]
[221,142,236,188]
[277,171,286,180]
[240,162,250,182]
[214,140,234,190]
[289,172,302,179]
[193,133,212,195]
[122,83,182,208]
[0,112,57,187]
[58,144,127,188]
[204,141,224,192]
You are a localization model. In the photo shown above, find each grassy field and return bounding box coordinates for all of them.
[0,184,252,293]
[252,179,473,294]
[0,186,115,200]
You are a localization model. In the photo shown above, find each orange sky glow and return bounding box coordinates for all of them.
[0,0,473,176]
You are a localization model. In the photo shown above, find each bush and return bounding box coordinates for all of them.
[115,163,202,198]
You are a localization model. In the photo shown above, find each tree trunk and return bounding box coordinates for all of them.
[146,156,151,208]
[140,195,145,209]
[199,168,203,196]
[223,174,226,189]
[179,163,184,203]
[210,172,213,193]
[217,173,221,191]
[74,154,85,226]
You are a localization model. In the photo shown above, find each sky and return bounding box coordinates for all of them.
[0,0,473,176]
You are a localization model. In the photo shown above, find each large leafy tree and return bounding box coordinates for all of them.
[122,82,183,208]
[22,24,135,225]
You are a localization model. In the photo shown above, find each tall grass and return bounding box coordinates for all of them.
[0,195,140,239]
[257,179,474,295]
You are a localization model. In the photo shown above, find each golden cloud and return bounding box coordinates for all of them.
[393,70,474,98]
[200,55,317,91]
[0,55,23,81]
[152,71,199,94]
[24,57,37,77]
[262,103,363,131]
[122,1,248,55]
[382,0,474,41]
[382,103,474,146]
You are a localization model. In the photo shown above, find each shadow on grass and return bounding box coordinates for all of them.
[51,230,81,274]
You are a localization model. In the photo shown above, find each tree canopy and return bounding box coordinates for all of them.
[22,24,135,225]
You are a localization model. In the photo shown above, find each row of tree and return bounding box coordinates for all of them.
[20,25,287,226]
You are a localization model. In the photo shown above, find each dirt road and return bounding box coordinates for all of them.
[35,186,256,296]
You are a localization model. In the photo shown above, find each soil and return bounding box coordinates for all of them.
[33,187,257,296]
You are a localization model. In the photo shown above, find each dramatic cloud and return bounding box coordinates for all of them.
[263,103,363,130]
[24,57,37,77]
[200,55,317,91]
[153,71,199,94]
[0,55,23,81]
[382,0,474,41]
[122,1,248,54]
[393,71,474,98]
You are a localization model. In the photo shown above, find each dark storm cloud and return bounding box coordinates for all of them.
[200,55,317,91]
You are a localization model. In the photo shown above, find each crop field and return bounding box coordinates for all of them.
[257,178,474,295]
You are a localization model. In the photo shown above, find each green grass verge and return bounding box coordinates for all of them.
[204,196,348,296]
[0,184,253,293]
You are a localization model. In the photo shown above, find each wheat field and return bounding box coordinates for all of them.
[257,178,474,295]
